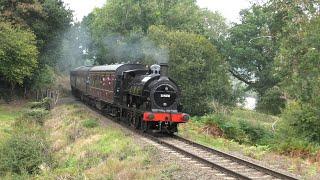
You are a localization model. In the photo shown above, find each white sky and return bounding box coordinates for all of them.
[63,0,252,23]
[197,0,252,23]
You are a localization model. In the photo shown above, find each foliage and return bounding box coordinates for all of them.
[0,125,52,175]
[83,0,227,64]
[0,0,72,92]
[29,97,53,110]
[148,26,233,115]
[220,4,282,113]
[220,0,319,114]
[195,113,273,145]
[238,119,272,144]
[21,108,49,126]
[31,65,56,90]
[0,21,38,86]
[280,102,320,144]
[256,87,286,115]
[274,11,320,144]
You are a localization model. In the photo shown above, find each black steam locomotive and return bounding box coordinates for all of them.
[70,63,189,133]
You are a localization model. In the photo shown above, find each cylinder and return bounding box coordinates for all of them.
[160,63,168,77]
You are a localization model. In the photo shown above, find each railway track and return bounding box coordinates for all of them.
[81,100,299,180]
[146,134,300,180]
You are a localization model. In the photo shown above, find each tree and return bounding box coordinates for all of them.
[222,4,282,113]
[83,0,227,65]
[0,21,38,89]
[148,26,233,115]
[221,0,319,114]
[0,0,73,67]
[275,15,320,142]
[1,0,72,93]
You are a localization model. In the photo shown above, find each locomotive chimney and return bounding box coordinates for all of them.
[160,63,168,77]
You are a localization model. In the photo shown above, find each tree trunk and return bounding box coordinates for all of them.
[10,82,15,100]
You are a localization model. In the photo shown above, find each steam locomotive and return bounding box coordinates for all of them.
[70,63,189,133]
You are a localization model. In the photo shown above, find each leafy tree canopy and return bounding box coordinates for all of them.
[0,0,72,92]
[148,26,233,115]
[275,14,320,142]
[221,0,319,114]
[0,21,38,86]
[83,0,227,65]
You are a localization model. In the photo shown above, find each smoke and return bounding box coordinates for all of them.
[100,33,169,65]
[57,26,169,73]
[56,24,93,73]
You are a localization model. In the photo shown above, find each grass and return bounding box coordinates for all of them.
[0,104,22,142]
[178,108,320,179]
[39,103,176,179]
[179,120,270,159]
[1,101,180,179]
[231,108,277,129]
[82,118,99,128]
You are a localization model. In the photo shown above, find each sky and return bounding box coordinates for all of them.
[63,0,253,23]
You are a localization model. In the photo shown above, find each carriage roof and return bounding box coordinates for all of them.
[89,64,146,76]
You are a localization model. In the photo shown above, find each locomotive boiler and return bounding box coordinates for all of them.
[70,63,189,133]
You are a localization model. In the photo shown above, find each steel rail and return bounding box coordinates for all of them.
[171,135,299,180]
[145,134,251,179]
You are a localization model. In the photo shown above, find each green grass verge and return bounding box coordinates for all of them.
[37,103,175,179]
[0,105,22,142]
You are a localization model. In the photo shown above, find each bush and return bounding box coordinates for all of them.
[202,114,247,143]
[22,108,49,125]
[0,129,52,175]
[201,113,272,145]
[238,120,272,145]
[82,119,99,128]
[280,101,320,144]
[28,98,52,110]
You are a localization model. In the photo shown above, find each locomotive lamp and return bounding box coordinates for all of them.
[148,113,155,120]
[183,114,190,121]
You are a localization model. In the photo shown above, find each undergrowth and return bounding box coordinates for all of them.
[0,99,52,177]
[179,107,320,178]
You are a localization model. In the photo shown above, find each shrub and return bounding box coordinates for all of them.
[22,108,49,125]
[82,119,99,128]
[281,101,320,144]
[0,129,52,175]
[201,113,273,145]
[28,97,52,110]
[203,114,248,143]
[270,136,319,158]
[238,120,272,145]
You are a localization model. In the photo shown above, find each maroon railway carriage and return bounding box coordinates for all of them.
[70,66,91,98]
[71,63,189,133]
